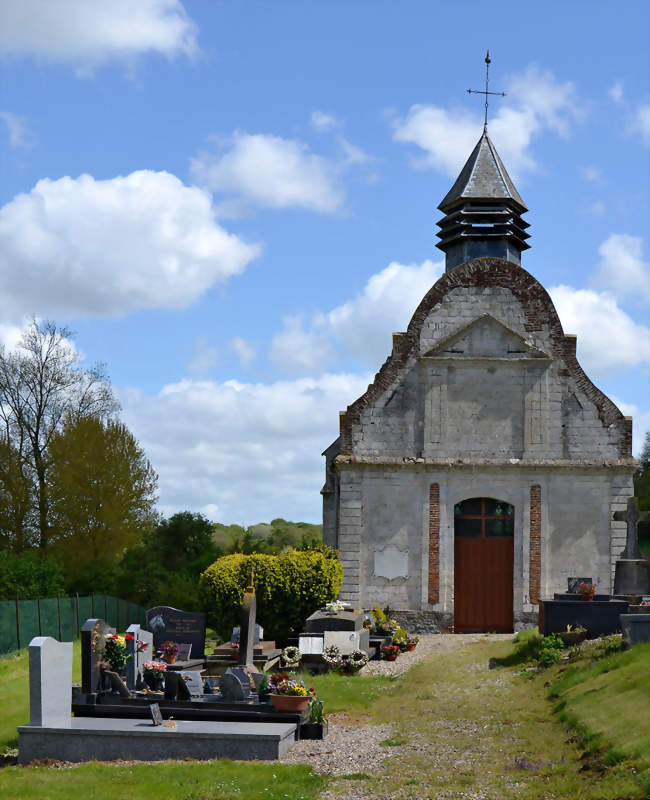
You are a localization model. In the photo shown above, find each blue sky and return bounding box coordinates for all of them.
[1,0,648,524]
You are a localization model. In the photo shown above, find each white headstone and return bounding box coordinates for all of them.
[323,630,363,655]
[28,636,73,727]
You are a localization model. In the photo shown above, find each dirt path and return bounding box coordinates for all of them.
[282,634,639,799]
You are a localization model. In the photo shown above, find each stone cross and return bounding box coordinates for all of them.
[28,637,73,727]
[613,497,650,560]
[613,497,650,595]
[238,583,257,669]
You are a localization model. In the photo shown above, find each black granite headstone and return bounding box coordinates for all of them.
[219,671,246,701]
[146,606,206,658]
[81,618,116,694]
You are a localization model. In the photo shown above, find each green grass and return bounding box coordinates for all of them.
[0,761,324,800]
[297,669,399,714]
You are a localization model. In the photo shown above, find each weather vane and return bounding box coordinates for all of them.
[467,50,506,132]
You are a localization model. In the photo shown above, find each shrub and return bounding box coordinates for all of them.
[535,634,565,667]
[198,547,344,641]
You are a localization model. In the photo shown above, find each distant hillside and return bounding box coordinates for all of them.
[212,518,322,555]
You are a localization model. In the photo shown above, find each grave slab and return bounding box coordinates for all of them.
[18,718,296,763]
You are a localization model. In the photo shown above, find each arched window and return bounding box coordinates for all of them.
[454,498,514,538]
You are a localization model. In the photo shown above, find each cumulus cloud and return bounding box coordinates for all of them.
[310,111,340,132]
[629,103,650,146]
[0,170,260,322]
[609,82,624,104]
[0,111,34,148]
[271,259,444,373]
[593,234,650,304]
[190,132,344,214]
[119,372,370,522]
[0,0,198,71]
[548,285,650,376]
[392,66,579,179]
[231,337,255,367]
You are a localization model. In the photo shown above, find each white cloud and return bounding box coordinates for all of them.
[271,259,444,373]
[549,285,650,376]
[0,0,198,71]
[580,166,602,183]
[392,66,579,179]
[593,234,650,304]
[231,337,255,367]
[187,336,218,375]
[120,372,370,523]
[629,103,650,146]
[0,111,34,148]
[609,82,624,104]
[190,132,344,214]
[0,170,260,322]
[310,111,340,133]
[0,321,25,350]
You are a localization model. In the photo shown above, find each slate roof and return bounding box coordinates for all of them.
[438,132,527,212]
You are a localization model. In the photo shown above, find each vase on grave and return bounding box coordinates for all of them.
[164,653,176,665]
[269,694,310,713]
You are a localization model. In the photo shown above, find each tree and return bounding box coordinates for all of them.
[0,320,117,550]
[0,439,34,551]
[47,416,158,570]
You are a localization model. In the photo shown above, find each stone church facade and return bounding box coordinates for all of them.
[322,132,636,632]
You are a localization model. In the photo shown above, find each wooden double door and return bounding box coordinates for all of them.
[453,498,514,633]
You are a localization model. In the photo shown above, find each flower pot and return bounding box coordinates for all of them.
[559,631,587,645]
[269,694,310,713]
[384,654,398,661]
[144,674,164,691]
[300,720,328,740]
[405,643,417,652]
[164,653,177,665]
[579,595,594,602]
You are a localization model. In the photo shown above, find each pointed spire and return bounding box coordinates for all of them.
[436,132,530,272]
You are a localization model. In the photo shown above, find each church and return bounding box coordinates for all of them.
[321,126,636,633]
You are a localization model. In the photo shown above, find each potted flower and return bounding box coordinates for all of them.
[559,624,587,645]
[405,635,419,652]
[161,641,180,664]
[301,695,328,740]
[142,660,166,690]
[381,644,401,661]
[267,673,314,713]
[103,634,129,673]
[392,627,408,651]
[578,582,597,601]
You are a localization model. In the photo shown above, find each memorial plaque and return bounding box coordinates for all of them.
[146,606,206,658]
[149,703,163,726]
[181,670,204,696]
[81,618,115,694]
[176,642,192,661]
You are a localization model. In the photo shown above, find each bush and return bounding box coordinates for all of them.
[198,547,343,641]
[0,551,66,599]
[535,634,565,667]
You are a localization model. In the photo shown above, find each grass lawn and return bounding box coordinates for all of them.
[0,635,648,799]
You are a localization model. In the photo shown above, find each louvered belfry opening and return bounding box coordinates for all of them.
[436,131,530,271]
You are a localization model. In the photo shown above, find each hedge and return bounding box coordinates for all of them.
[198,547,344,642]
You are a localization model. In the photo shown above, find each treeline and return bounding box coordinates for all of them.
[0,319,322,611]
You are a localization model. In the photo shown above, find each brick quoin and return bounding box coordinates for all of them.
[529,485,541,604]
[428,483,440,604]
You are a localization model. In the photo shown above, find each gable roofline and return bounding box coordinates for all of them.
[338,258,631,459]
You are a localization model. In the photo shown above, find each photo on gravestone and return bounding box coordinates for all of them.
[146,606,206,658]
[81,619,116,694]
[176,642,192,661]
[149,703,163,726]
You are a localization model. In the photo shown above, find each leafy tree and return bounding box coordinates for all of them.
[0,439,33,552]
[634,430,650,554]
[0,551,65,599]
[0,320,117,550]
[47,416,158,571]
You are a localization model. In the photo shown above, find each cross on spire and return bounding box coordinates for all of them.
[467,50,506,132]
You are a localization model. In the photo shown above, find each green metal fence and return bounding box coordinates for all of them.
[0,594,147,654]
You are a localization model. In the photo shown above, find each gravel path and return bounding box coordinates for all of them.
[281,633,513,778]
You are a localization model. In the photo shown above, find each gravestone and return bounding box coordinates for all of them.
[125,624,153,691]
[181,671,204,697]
[28,637,73,727]
[219,671,247,701]
[164,670,191,701]
[146,606,206,658]
[620,614,650,647]
[231,624,263,645]
[613,498,650,595]
[176,642,192,661]
[81,618,115,694]
[103,670,132,697]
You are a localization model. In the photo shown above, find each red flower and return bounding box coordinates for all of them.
[124,634,134,640]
